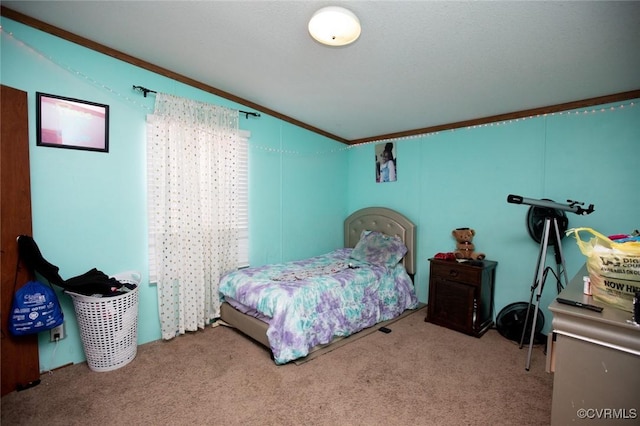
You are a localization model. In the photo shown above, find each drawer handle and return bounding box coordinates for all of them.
[449,270,459,277]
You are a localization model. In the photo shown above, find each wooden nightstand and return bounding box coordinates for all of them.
[425,258,497,337]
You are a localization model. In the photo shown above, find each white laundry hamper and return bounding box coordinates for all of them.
[67,271,141,372]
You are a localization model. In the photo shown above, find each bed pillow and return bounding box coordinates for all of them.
[350,230,407,266]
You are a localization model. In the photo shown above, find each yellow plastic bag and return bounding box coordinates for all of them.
[566,227,640,312]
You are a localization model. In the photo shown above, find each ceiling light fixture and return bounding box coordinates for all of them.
[308,6,361,47]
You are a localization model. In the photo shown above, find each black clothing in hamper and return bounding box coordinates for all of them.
[17,235,135,297]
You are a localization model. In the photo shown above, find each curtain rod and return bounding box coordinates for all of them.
[132,85,261,119]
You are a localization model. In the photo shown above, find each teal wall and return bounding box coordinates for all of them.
[1,18,347,371]
[2,17,639,372]
[347,104,640,331]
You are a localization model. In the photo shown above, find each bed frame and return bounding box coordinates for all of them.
[343,206,416,277]
[219,206,417,356]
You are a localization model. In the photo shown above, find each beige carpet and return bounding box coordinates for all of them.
[1,306,553,425]
[293,304,425,365]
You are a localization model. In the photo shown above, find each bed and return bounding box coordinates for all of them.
[218,207,418,364]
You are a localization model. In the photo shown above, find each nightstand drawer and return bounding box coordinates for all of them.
[426,258,497,337]
[430,262,481,286]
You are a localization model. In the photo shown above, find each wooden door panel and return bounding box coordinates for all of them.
[1,84,40,396]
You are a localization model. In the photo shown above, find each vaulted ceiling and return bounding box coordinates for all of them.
[2,1,640,144]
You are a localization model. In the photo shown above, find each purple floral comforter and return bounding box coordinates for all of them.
[218,248,418,364]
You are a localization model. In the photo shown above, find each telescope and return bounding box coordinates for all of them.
[507,194,594,216]
[508,193,594,371]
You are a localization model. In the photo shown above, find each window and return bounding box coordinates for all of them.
[147,130,249,283]
[236,130,249,268]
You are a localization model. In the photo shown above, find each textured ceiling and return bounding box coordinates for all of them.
[2,1,640,143]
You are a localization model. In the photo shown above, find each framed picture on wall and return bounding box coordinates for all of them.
[375,142,397,183]
[36,92,109,153]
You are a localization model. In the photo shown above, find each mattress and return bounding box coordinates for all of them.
[219,247,418,364]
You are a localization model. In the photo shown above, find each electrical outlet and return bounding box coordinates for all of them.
[50,324,65,342]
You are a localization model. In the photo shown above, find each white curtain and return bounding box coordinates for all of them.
[147,93,240,340]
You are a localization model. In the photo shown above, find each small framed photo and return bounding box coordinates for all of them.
[36,92,109,153]
[375,142,397,183]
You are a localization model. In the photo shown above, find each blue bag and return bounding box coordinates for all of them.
[9,280,64,336]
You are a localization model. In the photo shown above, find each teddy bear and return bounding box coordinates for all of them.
[452,228,485,260]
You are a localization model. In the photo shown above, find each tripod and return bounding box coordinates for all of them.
[520,215,569,371]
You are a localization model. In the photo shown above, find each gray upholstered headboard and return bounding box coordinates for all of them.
[344,207,416,275]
